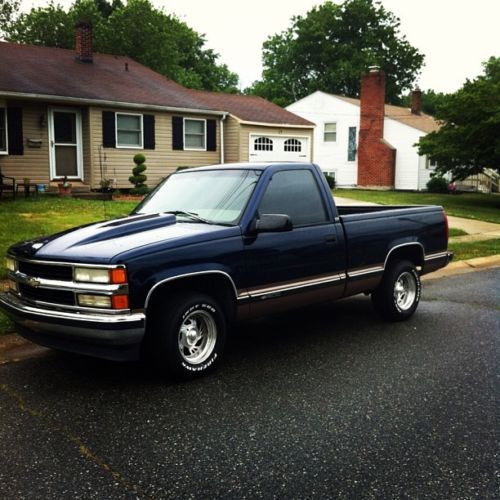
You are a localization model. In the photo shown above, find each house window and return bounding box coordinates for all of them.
[116,113,143,148]
[347,127,357,161]
[254,137,273,151]
[0,108,7,153]
[324,123,337,142]
[284,138,302,152]
[184,118,206,150]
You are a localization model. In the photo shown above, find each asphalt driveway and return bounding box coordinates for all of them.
[0,269,498,499]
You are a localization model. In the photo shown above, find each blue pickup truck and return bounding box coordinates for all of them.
[1,163,452,378]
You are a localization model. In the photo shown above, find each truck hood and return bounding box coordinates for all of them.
[9,213,240,263]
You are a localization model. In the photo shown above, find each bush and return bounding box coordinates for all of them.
[324,173,336,189]
[176,166,191,171]
[426,175,448,193]
[129,153,148,194]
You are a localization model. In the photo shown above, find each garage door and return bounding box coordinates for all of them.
[249,135,310,162]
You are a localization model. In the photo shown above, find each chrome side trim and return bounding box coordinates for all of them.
[347,266,384,278]
[244,273,346,300]
[383,242,425,269]
[0,293,144,324]
[144,270,239,309]
[424,251,449,261]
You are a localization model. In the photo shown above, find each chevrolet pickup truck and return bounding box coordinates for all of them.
[0,163,452,379]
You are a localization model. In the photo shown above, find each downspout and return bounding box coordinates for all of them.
[220,113,227,164]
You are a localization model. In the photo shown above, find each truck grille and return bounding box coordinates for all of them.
[18,284,75,306]
[18,261,73,281]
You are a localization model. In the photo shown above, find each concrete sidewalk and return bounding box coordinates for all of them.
[334,196,500,237]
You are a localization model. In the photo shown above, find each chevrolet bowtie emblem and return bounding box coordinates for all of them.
[27,277,41,288]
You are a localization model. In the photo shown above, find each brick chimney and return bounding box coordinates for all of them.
[411,87,422,115]
[357,66,395,188]
[75,21,93,63]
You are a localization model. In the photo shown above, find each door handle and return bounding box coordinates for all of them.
[325,235,336,243]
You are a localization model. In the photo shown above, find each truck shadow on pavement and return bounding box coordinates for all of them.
[16,294,409,389]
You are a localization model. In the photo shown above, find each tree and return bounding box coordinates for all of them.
[246,0,424,106]
[4,0,239,93]
[417,57,500,180]
[0,0,19,38]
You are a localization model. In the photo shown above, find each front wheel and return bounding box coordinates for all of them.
[148,292,226,380]
[371,260,421,321]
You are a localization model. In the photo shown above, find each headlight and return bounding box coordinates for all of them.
[74,267,111,283]
[77,294,112,308]
[5,257,17,272]
[73,267,127,284]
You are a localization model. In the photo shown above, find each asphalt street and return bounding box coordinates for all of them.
[0,269,498,499]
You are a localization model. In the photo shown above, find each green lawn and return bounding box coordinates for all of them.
[0,197,138,278]
[335,189,500,224]
[448,238,500,261]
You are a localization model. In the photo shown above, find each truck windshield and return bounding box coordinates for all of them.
[134,169,261,225]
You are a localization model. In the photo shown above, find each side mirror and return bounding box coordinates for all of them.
[255,214,293,233]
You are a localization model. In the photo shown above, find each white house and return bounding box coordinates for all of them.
[287,69,440,190]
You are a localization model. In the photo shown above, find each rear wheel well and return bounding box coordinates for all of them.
[385,245,424,270]
[146,274,237,324]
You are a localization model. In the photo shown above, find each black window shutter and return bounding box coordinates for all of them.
[206,119,217,151]
[143,114,155,149]
[172,116,183,150]
[102,111,116,148]
[7,107,24,155]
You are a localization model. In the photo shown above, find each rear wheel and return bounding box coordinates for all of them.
[371,260,421,321]
[148,292,226,380]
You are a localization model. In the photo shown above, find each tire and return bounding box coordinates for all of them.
[148,292,226,380]
[371,259,421,321]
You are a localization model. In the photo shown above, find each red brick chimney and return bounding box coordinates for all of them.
[357,66,395,188]
[411,87,422,115]
[75,21,93,63]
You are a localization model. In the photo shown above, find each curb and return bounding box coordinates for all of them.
[0,254,499,364]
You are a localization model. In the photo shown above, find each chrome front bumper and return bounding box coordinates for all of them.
[0,292,145,361]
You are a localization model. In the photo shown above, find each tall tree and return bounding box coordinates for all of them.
[246,0,424,106]
[4,0,239,93]
[418,57,500,180]
[0,0,19,38]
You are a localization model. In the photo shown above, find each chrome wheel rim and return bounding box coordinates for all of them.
[393,271,417,311]
[178,310,217,364]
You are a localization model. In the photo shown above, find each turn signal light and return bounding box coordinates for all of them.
[111,295,129,310]
[110,268,127,284]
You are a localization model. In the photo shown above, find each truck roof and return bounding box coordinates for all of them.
[182,162,315,172]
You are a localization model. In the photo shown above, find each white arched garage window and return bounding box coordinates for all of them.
[284,138,302,152]
[254,137,273,151]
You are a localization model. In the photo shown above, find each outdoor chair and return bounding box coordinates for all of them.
[0,168,16,199]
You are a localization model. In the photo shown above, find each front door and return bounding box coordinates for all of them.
[49,108,83,180]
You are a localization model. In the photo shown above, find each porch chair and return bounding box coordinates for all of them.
[0,167,16,199]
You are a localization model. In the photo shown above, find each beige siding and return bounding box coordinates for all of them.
[239,125,314,161]
[223,115,241,163]
[0,101,50,184]
[81,107,92,184]
[89,107,221,189]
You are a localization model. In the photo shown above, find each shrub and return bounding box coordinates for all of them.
[324,173,336,189]
[176,166,191,171]
[129,153,148,194]
[426,175,448,193]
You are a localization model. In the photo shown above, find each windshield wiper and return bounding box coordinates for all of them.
[163,210,212,224]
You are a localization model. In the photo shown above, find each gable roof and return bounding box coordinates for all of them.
[185,89,313,126]
[0,41,312,126]
[332,94,439,133]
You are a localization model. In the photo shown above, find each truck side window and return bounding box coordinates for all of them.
[259,170,328,226]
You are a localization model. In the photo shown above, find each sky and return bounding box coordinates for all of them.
[19,0,500,93]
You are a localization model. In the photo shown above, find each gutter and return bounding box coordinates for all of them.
[220,113,227,163]
[0,91,227,117]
